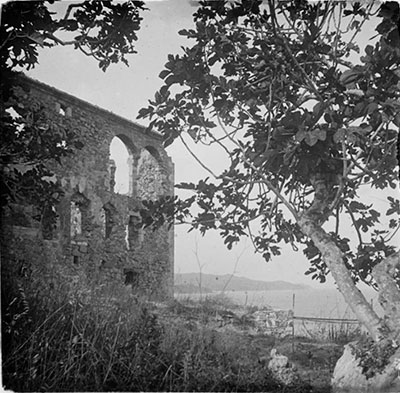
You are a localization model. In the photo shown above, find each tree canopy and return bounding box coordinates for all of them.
[139,0,400,342]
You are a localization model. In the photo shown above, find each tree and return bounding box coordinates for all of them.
[0,0,146,213]
[139,0,400,386]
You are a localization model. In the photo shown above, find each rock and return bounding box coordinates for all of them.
[268,348,300,386]
[332,343,400,393]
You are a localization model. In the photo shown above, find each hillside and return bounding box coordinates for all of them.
[174,273,309,293]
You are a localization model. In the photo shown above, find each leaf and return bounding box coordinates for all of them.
[349,200,369,211]
[312,102,324,117]
[28,32,45,46]
[324,113,332,123]
[305,267,317,275]
[316,129,326,141]
[159,69,170,79]
[365,45,374,56]
[165,75,182,87]
[262,252,271,262]
[339,69,363,85]
[389,219,398,228]
[187,128,197,141]
[350,20,360,30]
[367,102,379,114]
[354,102,368,116]
[305,132,319,146]
[303,129,326,146]
[295,129,306,142]
[347,42,360,53]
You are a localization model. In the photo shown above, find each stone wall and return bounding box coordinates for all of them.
[3,75,174,301]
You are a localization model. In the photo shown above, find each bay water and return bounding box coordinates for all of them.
[177,287,382,319]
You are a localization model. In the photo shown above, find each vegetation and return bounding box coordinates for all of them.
[4,283,328,392]
[350,335,397,379]
[139,0,400,356]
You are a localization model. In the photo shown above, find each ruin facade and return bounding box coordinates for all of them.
[3,75,174,300]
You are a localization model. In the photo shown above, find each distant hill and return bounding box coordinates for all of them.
[174,273,309,293]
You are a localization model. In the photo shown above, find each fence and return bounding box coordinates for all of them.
[292,315,362,343]
[250,293,363,343]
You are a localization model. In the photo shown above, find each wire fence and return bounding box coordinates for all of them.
[292,315,363,344]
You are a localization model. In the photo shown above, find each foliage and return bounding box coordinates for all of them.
[139,1,400,287]
[0,0,146,217]
[350,336,397,379]
[0,1,146,76]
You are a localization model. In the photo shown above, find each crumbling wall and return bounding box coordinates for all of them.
[3,75,174,301]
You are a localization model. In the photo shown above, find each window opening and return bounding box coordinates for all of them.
[109,137,131,195]
[124,269,139,286]
[70,201,82,237]
[126,212,141,249]
[70,192,89,239]
[125,223,130,250]
[101,203,116,239]
[108,159,116,193]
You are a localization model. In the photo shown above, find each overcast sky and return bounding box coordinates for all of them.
[26,0,399,288]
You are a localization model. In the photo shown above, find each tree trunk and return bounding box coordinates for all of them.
[298,215,385,342]
[372,250,400,340]
[298,215,400,392]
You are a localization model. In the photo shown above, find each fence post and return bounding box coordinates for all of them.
[292,293,295,354]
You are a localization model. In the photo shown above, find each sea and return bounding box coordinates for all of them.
[175,287,382,319]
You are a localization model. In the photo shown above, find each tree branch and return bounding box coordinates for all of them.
[178,134,219,179]
[343,200,363,247]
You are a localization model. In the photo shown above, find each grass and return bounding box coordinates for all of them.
[5,277,360,392]
[3,281,318,392]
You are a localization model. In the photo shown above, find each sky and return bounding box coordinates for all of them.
[24,0,400,288]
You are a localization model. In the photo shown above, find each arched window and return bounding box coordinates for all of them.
[109,136,132,195]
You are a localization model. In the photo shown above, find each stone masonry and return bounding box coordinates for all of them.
[3,75,174,301]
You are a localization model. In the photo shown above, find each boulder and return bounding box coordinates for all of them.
[268,348,300,386]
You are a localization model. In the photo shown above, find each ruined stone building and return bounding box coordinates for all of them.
[3,75,174,300]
